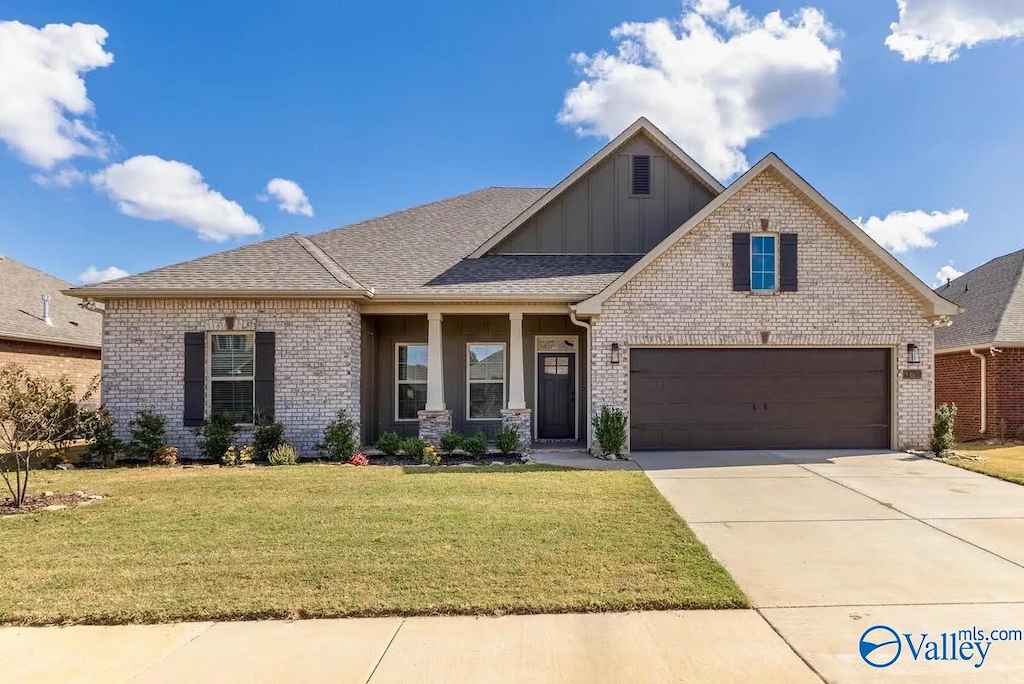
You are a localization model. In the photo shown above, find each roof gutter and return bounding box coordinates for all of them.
[62,288,371,300]
[0,332,101,351]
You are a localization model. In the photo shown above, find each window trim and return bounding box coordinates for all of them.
[206,331,256,425]
[750,232,779,293]
[466,341,506,421]
[630,154,652,197]
[395,341,428,422]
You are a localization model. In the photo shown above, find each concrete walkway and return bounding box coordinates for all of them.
[633,449,1024,682]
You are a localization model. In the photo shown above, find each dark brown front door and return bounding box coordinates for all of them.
[630,348,891,450]
[538,353,575,439]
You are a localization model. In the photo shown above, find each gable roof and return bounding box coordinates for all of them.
[0,255,101,349]
[465,117,725,258]
[934,248,1024,350]
[573,153,961,318]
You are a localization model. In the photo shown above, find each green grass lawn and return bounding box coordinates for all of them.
[948,443,1024,486]
[0,464,745,625]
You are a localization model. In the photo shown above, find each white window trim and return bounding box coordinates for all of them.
[466,341,506,421]
[206,331,256,425]
[750,232,779,293]
[395,341,428,422]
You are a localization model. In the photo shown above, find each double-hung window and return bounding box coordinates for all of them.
[209,333,255,423]
[467,343,505,419]
[396,343,428,420]
[751,234,777,292]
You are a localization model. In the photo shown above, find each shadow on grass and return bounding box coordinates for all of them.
[399,464,576,475]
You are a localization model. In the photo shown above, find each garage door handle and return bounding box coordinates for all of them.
[752,402,756,411]
[764,402,768,410]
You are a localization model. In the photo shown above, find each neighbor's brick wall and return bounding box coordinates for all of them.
[989,348,1024,441]
[0,339,101,398]
[591,167,936,450]
[935,351,982,439]
[939,348,1024,441]
[102,299,361,458]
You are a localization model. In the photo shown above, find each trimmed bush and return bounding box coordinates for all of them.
[152,445,179,467]
[401,437,427,460]
[931,403,957,457]
[376,431,402,456]
[85,407,122,467]
[495,427,519,454]
[462,432,488,458]
[222,444,254,467]
[594,406,628,457]
[439,431,463,455]
[253,420,285,462]
[268,443,299,466]
[128,408,168,461]
[317,409,358,461]
[194,414,239,462]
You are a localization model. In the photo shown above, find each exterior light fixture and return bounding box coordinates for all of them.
[907,343,921,364]
[610,343,621,365]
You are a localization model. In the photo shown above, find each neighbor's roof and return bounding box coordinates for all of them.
[934,248,1024,350]
[0,255,102,349]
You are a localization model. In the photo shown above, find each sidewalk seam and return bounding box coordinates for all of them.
[755,609,827,683]
[365,617,405,683]
[125,621,215,683]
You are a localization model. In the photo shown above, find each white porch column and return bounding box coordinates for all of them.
[508,311,526,409]
[425,312,445,411]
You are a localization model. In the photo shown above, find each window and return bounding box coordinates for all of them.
[631,155,651,195]
[750,234,777,292]
[467,343,505,419]
[396,343,428,420]
[209,333,254,423]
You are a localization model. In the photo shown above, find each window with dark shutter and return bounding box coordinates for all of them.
[732,232,751,291]
[183,332,205,427]
[780,233,798,291]
[632,155,651,195]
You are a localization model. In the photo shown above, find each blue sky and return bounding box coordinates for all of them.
[1,0,1022,287]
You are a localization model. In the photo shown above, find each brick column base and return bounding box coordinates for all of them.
[500,408,532,455]
[418,410,452,446]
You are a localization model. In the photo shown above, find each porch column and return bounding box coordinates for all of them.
[507,311,526,409]
[425,312,445,411]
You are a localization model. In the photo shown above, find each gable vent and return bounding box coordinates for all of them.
[632,155,651,195]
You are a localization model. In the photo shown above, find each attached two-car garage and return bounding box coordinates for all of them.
[629,348,892,450]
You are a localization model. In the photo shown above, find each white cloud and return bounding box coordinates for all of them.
[855,208,968,253]
[886,0,1024,63]
[557,0,841,179]
[91,155,262,241]
[934,263,964,287]
[31,166,86,188]
[259,178,314,217]
[79,265,129,284]
[0,21,114,169]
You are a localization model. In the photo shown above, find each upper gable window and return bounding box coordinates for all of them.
[631,155,651,196]
[751,234,777,291]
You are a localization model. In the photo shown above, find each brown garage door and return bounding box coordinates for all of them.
[629,348,891,450]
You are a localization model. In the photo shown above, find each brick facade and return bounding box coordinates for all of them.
[590,167,936,450]
[102,299,361,458]
[936,348,1024,441]
[0,338,101,398]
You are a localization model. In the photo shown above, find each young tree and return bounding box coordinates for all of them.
[0,364,97,507]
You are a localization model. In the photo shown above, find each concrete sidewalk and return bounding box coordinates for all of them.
[2,610,818,683]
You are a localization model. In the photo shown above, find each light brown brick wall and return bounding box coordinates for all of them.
[0,338,101,398]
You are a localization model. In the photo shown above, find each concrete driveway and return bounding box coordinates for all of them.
[634,449,1024,682]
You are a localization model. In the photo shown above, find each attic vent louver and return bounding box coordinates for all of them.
[632,155,651,195]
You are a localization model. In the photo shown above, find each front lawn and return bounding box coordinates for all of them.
[0,464,745,625]
[947,443,1024,485]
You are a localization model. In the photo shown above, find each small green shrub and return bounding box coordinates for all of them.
[128,408,167,461]
[85,407,122,467]
[594,406,628,457]
[268,443,299,466]
[495,427,520,454]
[376,431,402,456]
[401,437,427,459]
[316,409,358,461]
[253,420,285,462]
[462,432,488,458]
[439,431,463,455]
[931,403,957,457]
[421,444,441,466]
[221,444,253,467]
[152,445,179,466]
[193,414,239,462]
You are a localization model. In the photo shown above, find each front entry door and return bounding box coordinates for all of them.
[538,353,575,439]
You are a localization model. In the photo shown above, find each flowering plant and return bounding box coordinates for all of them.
[349,452,369,466]
[421,445,441,466]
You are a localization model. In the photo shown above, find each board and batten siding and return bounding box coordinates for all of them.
[491,135,716,255]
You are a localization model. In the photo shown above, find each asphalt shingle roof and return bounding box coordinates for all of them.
[0,256,102,348]
[934,248,1024,350]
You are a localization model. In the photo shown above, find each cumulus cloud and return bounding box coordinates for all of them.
[855,208,968,253]
[79,265,129,284]
[557,0,841,179]
[886,0,1024,63]
[91,155,262,241]
[934,263,964,287]
[0,21,114,169]
[259,178,314,217]
[31,166,86,188]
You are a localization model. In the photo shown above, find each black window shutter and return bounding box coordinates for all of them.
[732,232,751,291]
[254,331,276,422]
[780,233,798,292]
[183,332,205,427]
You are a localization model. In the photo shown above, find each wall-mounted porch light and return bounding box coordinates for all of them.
[907,343,921,364]
[610,343,621,365]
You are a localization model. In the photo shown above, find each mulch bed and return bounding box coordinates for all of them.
[1,491,105,517]
[365,454,527,467]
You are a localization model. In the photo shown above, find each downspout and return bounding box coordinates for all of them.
[968,347,987,434]
[568,307,592,452]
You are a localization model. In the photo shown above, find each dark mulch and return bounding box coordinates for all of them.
[1,492,103,516]
[367,454,526,467]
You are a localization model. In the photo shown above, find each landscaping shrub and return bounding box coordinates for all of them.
[152,445,179,466]
[462,432,488,458]
[222,444,254,467]
[268,443,299,466]
[252,420,285,462]
[495,427,519,454]
[931,403,957,457]
[439,431,463,455]
[376,431,402,456]
[349,452,369,466]
[84,407,122,467]
[401,437,427,460]
[594,406,628,457]
[129,408,168,461]
[317,409,358,461]
[194,414,239,462]
[421,445,441,466]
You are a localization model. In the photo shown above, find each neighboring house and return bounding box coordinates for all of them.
[934,249,1024,441]
[69,118,958,458]
[0,255,102,395]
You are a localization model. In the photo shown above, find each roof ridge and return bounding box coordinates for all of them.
[291,233,365,291]
[1,254,74,288]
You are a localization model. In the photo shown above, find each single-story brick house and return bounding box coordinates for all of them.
[934,248,1024,441]
[69,118,958,458]
[0,254,101,394]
